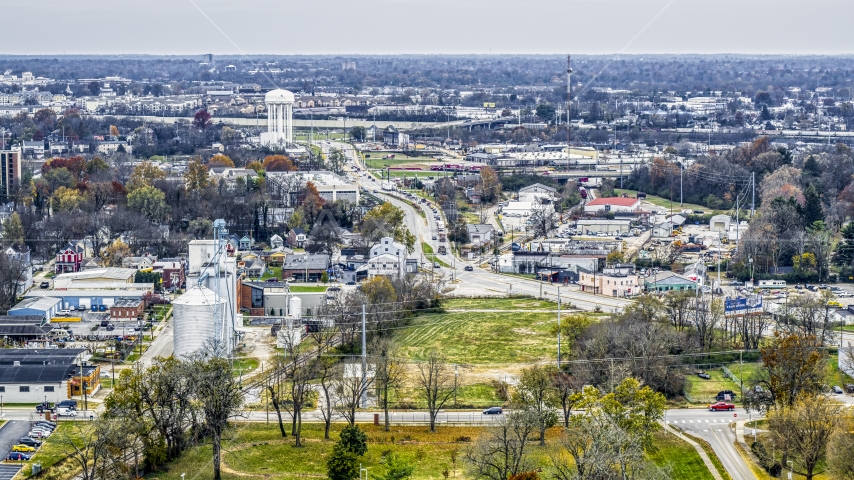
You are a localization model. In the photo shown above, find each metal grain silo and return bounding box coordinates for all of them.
[172,285,226,357]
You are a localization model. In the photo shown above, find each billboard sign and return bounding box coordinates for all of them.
[725,295,762,314]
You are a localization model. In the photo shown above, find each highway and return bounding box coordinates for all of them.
[320,140,634,312]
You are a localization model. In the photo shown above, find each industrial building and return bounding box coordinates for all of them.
[0,349,99,403]
[176,231,240,358]
[8,297,62,320]
[583,197,641,214]
[53,267,137,289]
[266,171,359,205]
[238,280,325,317]
[23,289,147,311]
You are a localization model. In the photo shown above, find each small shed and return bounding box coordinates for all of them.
[710,214,731,233]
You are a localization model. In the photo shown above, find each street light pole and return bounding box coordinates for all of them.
[557,287,562,367]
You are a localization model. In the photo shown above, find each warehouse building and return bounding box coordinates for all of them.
[8,297,62,320]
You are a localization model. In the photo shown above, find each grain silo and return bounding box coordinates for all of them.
[172,285,227,357]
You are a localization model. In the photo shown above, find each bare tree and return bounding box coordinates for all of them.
[417,351,456,433]
[513,365,559,446]
[53,422,104,480]
[333,359,374,426]
[464,409,539,480]
[190,355,243,480]
[371,337,407,431]
[553,371,584,428]
[279,332,315,447]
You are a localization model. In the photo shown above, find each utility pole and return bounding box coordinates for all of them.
[566,55,572,173]
[680,165,683,207]
[557,287,562,367]
[751,172,755,217]
[361,304,367,408]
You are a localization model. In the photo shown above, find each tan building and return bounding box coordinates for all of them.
[578,264,640,297]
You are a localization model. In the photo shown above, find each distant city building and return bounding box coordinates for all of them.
[0,150,21,199]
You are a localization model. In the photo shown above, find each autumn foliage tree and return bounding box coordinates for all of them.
[263,155,296,172]
[207,153,234,168]
[192,109,212,130]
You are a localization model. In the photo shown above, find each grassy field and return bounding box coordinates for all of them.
[683,369,742,403]
[140,423,714,480]
[395,298,559,365]
[232,357,260,377]
[614,188,712,213]
[443,297,557,311]
[421,242,434,254]
[18,423,86,478]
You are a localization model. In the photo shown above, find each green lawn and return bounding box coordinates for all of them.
[19,423,87,478]
[648,431,717,480]
[232,357,260,378]
[261,266,282,280]
[423,254,451,269]
[288,285,328,293]
[614,189,712,213]
[443,297,557,311]
[683,369,742,403]
[395,303,559,365]
[421,242,434,255]
[141,423,714,480]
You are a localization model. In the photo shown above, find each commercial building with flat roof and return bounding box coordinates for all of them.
[267,170,359,205]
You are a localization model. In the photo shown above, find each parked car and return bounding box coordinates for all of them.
[17,438,41,448]
[846,384,854,393]
[12,444,35,452]
[56,399,77,410]
[715,390,737,401]
[433,263,440,269]
[482,407,503,415]
[833,385,844,394]
[39,281,50,289]
[709,401,736,411]
[7,452,31,461]
[697,372,711,380]
[56,408,77,417]
[28,430,50,439]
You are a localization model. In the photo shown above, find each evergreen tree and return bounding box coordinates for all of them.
[834,222,854,267]
[799,183,824,225]
[803,156,821,178]
[327,425,367,480]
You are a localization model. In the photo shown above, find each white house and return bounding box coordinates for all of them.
[367,253,404,278]
[370,237,407,259]
[518,183,557,203]
[270,234,284,249]
[467,224,494,244]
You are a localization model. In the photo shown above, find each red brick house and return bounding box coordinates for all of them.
[153,260,185,290]
[55,242,84,273]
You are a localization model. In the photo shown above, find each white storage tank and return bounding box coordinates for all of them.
[172,285,227,357]
[288,296,302,318]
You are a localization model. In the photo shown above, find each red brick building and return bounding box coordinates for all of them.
[109,299,145,321]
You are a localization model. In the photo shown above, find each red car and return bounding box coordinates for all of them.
[709,401,735,411]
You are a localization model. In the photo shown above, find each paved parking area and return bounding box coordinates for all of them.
[0,465,21,480]
[0,419,37,461]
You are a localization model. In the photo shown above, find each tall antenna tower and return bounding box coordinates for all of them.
[566,55,572,171]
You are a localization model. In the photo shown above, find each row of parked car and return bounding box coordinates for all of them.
[6,420,58,461]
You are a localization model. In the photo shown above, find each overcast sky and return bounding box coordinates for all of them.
[4,0,854,56]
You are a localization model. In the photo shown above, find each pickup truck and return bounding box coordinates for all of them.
[437,246,447,255]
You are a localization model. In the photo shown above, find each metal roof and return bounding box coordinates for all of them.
[0,364,76,384]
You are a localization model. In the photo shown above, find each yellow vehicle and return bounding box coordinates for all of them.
[12,444,34,452]
[828,301,844,308]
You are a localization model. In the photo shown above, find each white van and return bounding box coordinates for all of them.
[56,408,77,417]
